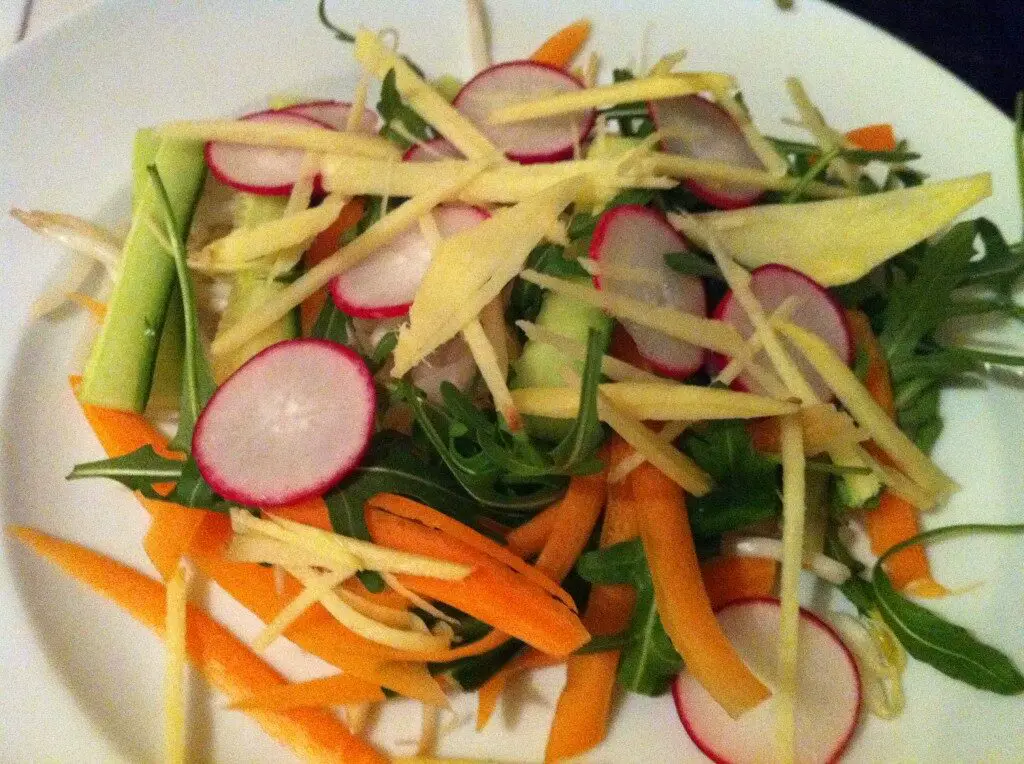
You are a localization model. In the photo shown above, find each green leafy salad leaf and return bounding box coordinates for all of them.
[377,69,434,150]
[871,524,1024,695]
[578,539,682,696]
[679,420,782,537]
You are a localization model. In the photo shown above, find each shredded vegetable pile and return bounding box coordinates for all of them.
[11,2,1024,762]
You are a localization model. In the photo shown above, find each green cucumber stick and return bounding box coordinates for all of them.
[79,136,207,411]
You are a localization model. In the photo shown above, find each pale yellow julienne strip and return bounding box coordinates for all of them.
[157,119,400,159]
[608,420,690,484]
[210,160,491,356]
[487,73,735,124]
[354,29,498,161]
[462,318,521,430]
[320,154,672,205]
[784,77,859,189]
[776,413,806,764]
[164,563,188,764]
[642,153,850,199]
[251,568,352,653]
[518,269,745,357]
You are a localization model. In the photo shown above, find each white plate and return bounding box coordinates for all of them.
[1,0,1022,761]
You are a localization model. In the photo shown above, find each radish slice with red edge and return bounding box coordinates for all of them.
[673,598,861,764]
[402,137,463,162]
[330,204,489,319]
[192,339,375,507]
[454,60,594,163]
[708,263,852,401]
[649,95,765,209]
[590,204,706,379]
[205,110,334,196]
[284,99,378,133]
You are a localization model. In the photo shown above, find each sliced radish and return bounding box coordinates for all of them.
[284,99,378,133]
[649,95,765,209]
[590,205,706,379]
[205,110,335,196]
[192,339,375,507]
[330,205,489,319]
[673,598,861,764]
[402,137,463,162]
[454,60,594,163]
[709,263,852,401]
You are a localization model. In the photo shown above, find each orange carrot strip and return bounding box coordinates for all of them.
[71,375,180,462]
[700,556,778,610]
[341,577,412,612]
[187,513,448,705]
[845,123,897,153]
[365,499,589,657]
[68,293,108,321]
[11,526,386,764]
[632,462,771,717]
[364,493,576,611]
[144,502,209,580]
[266,496,333,532]
[505,504,559,559]
[300,198,365,334]
[529,19,591,69]
[543,439,637,761]
[534,469,608,583]
[476,648,562,730]
[230,673,386,711]
[847,310,945,597]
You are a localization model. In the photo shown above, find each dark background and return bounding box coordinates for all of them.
[832,0,1023,116]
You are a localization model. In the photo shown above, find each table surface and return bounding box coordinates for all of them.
[2,0,1021,114]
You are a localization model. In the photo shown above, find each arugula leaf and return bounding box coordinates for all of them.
[507,242,589,328]
[67,445,182,488]
[316,0,355,42]
[377,69,434,149]
[311,298,354,345]
[680,420,781,537]
[578,539,683,696]
[549,330,607,474]
[67,445,226,511]
[147,167,215,452]
[872,523,1024,695]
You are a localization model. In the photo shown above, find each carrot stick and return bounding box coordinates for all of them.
[71,375,180,461]
[544,439,637,761]
[845,123,897,153]
[632,462,771,717]
[300,197,365,334]
[846,310,946,597]
[534,469,607,583]
[364,493,576,610]
[144,502,208,580]
[700,556,778,610]
[529,19,591,69]
[187,513,449,705]
[230,673,386,711]
[364,502,590,657]
[505,504,559,559]
[266,496,333,532]
[476,648,561,730]
[11,526,386,764]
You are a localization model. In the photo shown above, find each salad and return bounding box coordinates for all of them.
[8,1,1024,761]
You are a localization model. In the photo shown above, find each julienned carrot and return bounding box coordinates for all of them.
[476,648,561,730]
[864,492,948,597]
[700,556,778,610]
[846,310,945,597]
[845,123,897,153]
[544,437,637,762]
[505,504,558,559]
[300,198,365,334]
[144,501,208,580]
[230,673,386,711]
[187,513,449,706]
[631,462,771,717]
[534,469,608,582]
[266,495,333,532]
[365,493,576,611]
[604,435,641,542]
[11,526,386,764]
[364,497,589,657]
[70,376,180,462]
[529,19,591,69]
